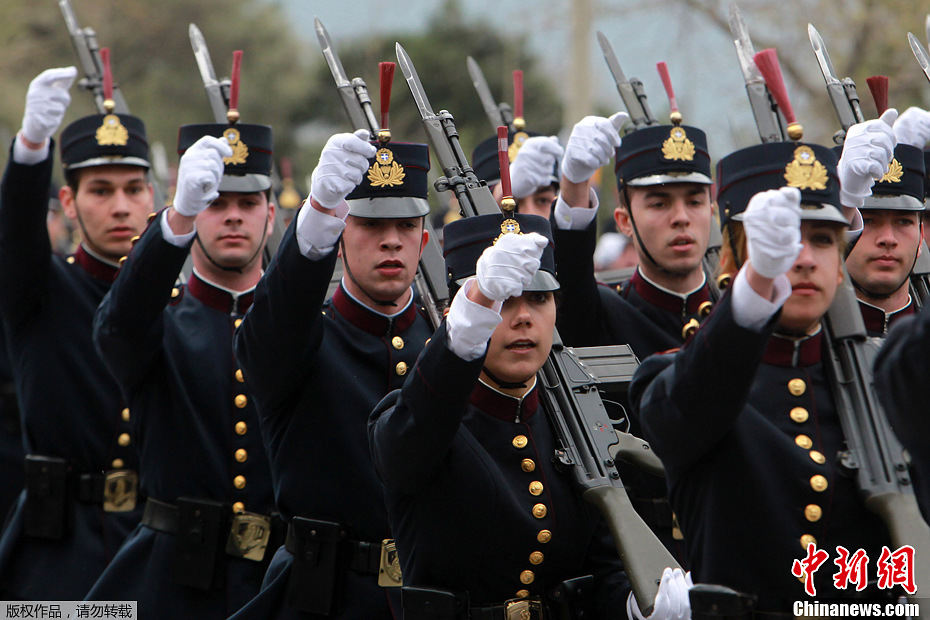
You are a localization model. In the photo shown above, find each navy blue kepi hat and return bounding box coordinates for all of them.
[860,144,926,211]
[178,124,273,193]
[615,125,712,188]
[717,142,847,228]
[443,213,559,294]
[345,141,431,218]
[60,113,150,171]
[472,130,558,187]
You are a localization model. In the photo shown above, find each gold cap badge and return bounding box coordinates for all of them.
[784,146,828,191]
[662,126,695,161]
[368,148,405,188]
[223,128,249,165]
[880,158,903,184]
[507,131,530,162]
[96,114,129,146]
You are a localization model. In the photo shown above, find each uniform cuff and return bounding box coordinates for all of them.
[446,279,503,361]
[296,199,349,259]
[12,134,49,165]
[553,187,599,230]
[160,210,197,247]
[731,267,791,332]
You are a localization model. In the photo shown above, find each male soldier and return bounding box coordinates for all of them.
[473,132,562,218]
[0,66,151,599]
[88,123,279,618]
[232,129,433,619]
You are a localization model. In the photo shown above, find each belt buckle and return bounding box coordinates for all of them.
[225,512,272,562]
[378,538,403,587]
[671,512,684,541]
[504,597,543,620]
[103,470,138,513]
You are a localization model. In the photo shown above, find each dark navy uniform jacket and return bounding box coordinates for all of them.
[89,213,277,617]
[231,217,431,619]
[0,324,23,521]
[858,298,914,338]
[369,323,630,615]
[630,294,896,612]
[0,148,140,599]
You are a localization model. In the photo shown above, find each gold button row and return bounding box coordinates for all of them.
[790,407,809,423]
[395,361,407,376]
[121,407,130,422]
[235,421,248,435]
[513,435,528,449]
[392,336,404,350]
[235,394,248,408]
[234,475,246,489]
[235,448,248,463]
[521,459,535,472]
[788,378,806,396]
[235,369,244,383]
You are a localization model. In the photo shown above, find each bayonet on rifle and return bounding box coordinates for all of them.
[909,32,930,85]
[465,56,513,132]
[315,18,378,134]
[189,24,230,123]
[808,24,864,141]
[596,31,657,131]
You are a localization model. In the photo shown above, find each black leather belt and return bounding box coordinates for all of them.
[141,497,180,533]
[284,520,382,576]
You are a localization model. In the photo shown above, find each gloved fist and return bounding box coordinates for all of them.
[511,136,563,198]
[173,136,233,217]
[561,112,628,184]
[893,107,930,148]
[475,232,548,302]
[743,187,803,279]
[310,129,377,209]
[21,67,78,145]
[627,568,693,620]
[838,108,898,209]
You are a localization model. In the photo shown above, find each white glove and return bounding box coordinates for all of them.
[20,67,78,145]
[743,187,803,279]
[560,112,628,184]
[173,136,233,217]
[838,108,898,209]
[511,136,563,198]
[627,568,693,620]
[893,107,930,148]
[310,129,377,209]
[475,232,548,302]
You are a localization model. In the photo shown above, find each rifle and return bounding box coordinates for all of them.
[396,41,676,615]
[465,56,515,133]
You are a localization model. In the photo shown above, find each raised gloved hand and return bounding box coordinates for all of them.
[172,136,233,217]
[838,108,898,209]
[627,568,693,620]
[20,66,78,146]
[560,112,628,184]
[893,107,930,148]
[742,187,803,279]
[310,129,377,209]
[510,136,563,198]
[475,232,548,301]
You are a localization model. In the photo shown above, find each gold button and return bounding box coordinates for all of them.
[805,504,822,522]
[425,338,431,346]
[111,459,124,469]
[520,570,535,584]
[147,212,157,224]
[121,407,130,422]
[395,361,407,376]
[795,435,813,449]
[512,435,528,449]
[232,502,245,514]
[234,318,243,328]
[118,256,127,266]
[698,301,713,318]
[235,448,247,463]
[66,256,76,264]
[171,288,180,298]
[537,530,551,544]
[130,235,140,246]
[117,433,131,447]
[790,407,809,423]
[529,551,544,565]
[515,590,530,599]
[810,450,826,465]
[681,318,700,340]
[234,394,248,408]
[234,475,246,489]
[235,369,244,383]
[392,336,404,350]
[235,421,248,435]
[810,475,828,492]
[788,378,806,396]
[529,481,544,496]
[800,534,817,549]
[521,459,536,473]
[532,504,547,519]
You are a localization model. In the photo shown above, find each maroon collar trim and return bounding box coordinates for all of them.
[762,330,823,367]
[628,269,709,315]
[469,380,540,422]
[331,285,418,337]
[186,273,255,316]
[858,299,915,336]
[71,244,119,283]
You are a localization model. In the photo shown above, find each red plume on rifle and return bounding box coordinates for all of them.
[227,50,243,125]
[656,62,682,125]
[753,49,803,140]
[866,76,889,116]
[513,70,525,131]
[497,125,516,213]
[379,61,395,144]
[100,47,115,113]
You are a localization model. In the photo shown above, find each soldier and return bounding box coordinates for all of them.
[0,66,150,599]
[369,211,691,620]
[88,122,279,618]
[231,128,433,618]
[473,132,562,218]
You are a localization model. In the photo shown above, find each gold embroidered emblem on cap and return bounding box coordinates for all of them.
[368,148,405,188]
[223,128,249,165]
[784,146,828,191]
[880,158,903,184]
[662,126,696,162]
[96,115,129,146]
[508,131,529,162]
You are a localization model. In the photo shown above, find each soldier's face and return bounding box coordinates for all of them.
[60,165,153,261]
[615,183,712,279]
[340,216,428,306]
[845,210,921,298]
[192,191,274,271]
[482,291,556,387]
[778,222,845,335]
[517,188,557,219]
